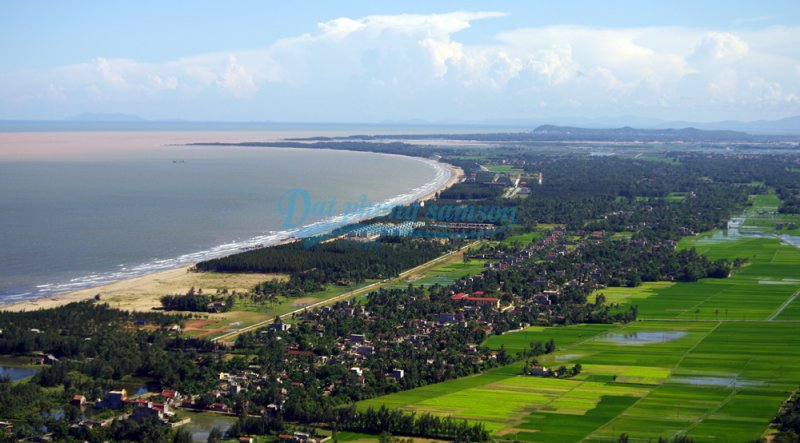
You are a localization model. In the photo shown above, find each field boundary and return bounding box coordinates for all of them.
[582,322,722,442]
[637,318,800,323]
[768,287,800,321]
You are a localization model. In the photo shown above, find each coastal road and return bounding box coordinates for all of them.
[211,240,481,343]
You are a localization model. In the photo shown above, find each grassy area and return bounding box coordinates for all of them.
[610,231,635,240]
[234,279,380,313]
[500,231,544,248]
[586,321,800,442]
[357,192,800,442]
[483,165,524,174]
[589,282,675,305]
[388,260,489,289]
[379,242,487,290]
[362,319,800,442]
[739,192,800,232]
[335,432,449,443]
[535,224,565,231]
[586,192,800,321]
[483,324,619,357]
[666,191,687,202]
[636,156,680,165]
[590,238,800,321]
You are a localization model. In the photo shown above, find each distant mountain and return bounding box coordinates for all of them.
[531,125,753,142]
[658,116,800,134]
[288,124,773,143]
[447,115,800,135]
[65,113,144,122]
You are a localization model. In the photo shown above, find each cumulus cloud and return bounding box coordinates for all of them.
[692,32,749,63]
[148,74,178,91]
[527,44,578,85]
[1,11,799,121]
[218,55,257,97]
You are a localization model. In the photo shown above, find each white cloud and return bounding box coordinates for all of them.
[317,17,366,36]
[689,32,749,65]
[527,44,578,85]
[1,12,799,121]
[46,83,66,101]
[316,11,507,38]
[148,74,178,91]
[419,38,464,77]
[218,55,257,97]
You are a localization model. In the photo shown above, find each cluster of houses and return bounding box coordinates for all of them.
[57,226,619,437]
[78,225,648,437]
[450,292,501,309]
[74,388,189,427]
[204,331,408,410]
[278,431,331,443]
[451,225,666,323]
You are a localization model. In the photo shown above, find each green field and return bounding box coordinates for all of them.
[386,260,489,289]
[737,193,800,232]
[623,234,800,321]
[358,194,800,442]
[589,282,675,305]
[500,231,544,248]
[666,191,688,202]
[362,320,800,442]
[585,216,800,321]
[483,164,524,174]
[483,323,618,357]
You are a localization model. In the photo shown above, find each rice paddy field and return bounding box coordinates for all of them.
[586,224,800,322]
[736,193,800,233]
[358,194,800,442]
[361,319,800,442]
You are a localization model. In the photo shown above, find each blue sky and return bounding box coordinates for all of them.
[2,1,799,122]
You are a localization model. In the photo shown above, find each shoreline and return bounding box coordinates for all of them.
[418,160,462,203]
[0,156,463,313]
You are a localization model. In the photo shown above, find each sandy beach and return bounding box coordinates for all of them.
[419,161,463,202]
[0,265,287,313]
[1,159,464,313]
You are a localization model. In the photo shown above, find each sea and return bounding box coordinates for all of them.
[0,122,518,305]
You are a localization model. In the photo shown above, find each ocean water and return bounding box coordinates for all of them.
[0,134,449,304]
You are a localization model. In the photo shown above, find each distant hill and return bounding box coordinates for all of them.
[436,115,800,135]
[659,116,800,135]
[65,113,144,122]
[531,125,752,142]
[283,124,779,143]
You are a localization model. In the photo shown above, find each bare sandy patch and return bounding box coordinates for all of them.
[2,266,287,313]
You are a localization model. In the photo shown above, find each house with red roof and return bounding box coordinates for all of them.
[464,296,500,308]
[451,292,468,300]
